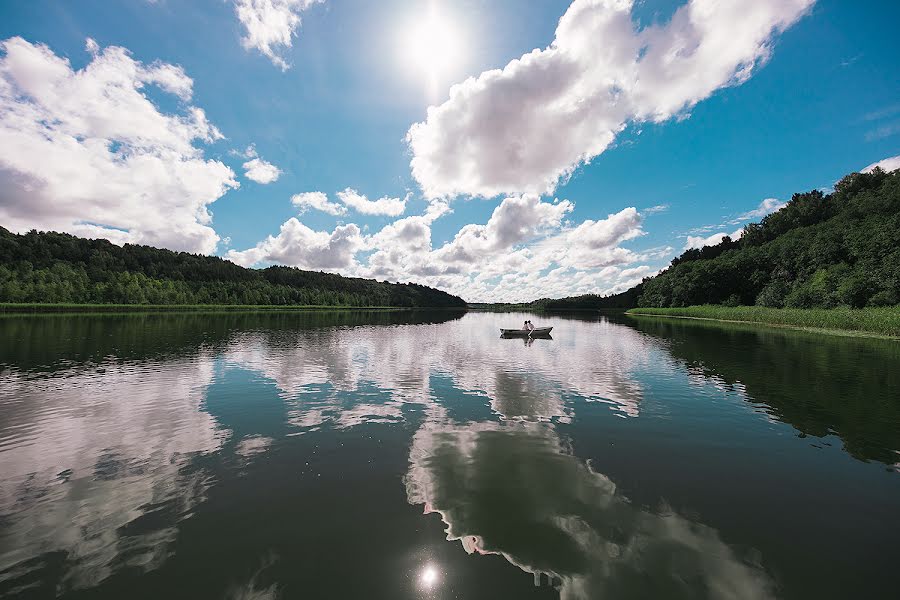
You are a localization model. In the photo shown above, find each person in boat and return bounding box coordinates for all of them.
[526,320,535,332]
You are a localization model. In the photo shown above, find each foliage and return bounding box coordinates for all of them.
[530,284,644,311]
[0,228,466,308]
[637,168,900,309]
[627,305,900,337]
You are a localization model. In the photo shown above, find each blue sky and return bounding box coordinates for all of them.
[0,0,898,301]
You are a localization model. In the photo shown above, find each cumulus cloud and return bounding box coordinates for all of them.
[549,207,644,270]
[291,191,346,215]
[0,37,238,254]
[407,0,814,198]
[234,0,322,70]
[435,195,573,265]
[240,145,281,184]
[243,158,281,184]
[226,219,362,270]
[684,228,743,250]
[336,188,407,217]
[227,193,654,301]
[862,155,900,173]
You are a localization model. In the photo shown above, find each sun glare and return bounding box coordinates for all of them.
[419,564,439,588]
[401,1,463,98]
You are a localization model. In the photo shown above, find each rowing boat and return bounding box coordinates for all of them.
[500,327,553,337]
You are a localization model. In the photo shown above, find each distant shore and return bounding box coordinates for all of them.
[626,305,900,339]
[0,303,463,314]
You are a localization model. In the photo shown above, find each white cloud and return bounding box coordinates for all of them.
[239,145,281,183]
[550,207,644,270]
[226,219,362,270]
[336,188,407,217]
[684,228,743,250]
[566,207,642,249]
[733,197,786,222]
[862,155,900,173]
[865,121,900,142]
[291,191,346,215]
[242,157,281,184]
[0,37,238,254]
[407,0,814,198]
[434,195,573,265]
[227,194,655,302]
[234,0,322,70]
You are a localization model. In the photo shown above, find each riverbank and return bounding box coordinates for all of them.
[626,305,900,338]
[0,303,459,314]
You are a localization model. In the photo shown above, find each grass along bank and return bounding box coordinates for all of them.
[626,305,900,338]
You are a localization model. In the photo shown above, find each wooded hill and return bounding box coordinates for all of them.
[535,167,900,310]
[0,228,466,308]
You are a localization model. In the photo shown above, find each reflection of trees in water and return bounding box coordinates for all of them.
[0,309,465,373]
[630,317,900,464]
[405,421,774,600]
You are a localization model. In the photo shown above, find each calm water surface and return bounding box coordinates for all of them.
[0,310,898,599]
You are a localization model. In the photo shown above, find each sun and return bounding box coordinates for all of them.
[419,564,440,588]
[401,2,464,97]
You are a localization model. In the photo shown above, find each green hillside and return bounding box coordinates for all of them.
[534,167,900,312]
[639,167,900,309]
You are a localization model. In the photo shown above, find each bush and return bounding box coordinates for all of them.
[868,290,898,307]
[756,281,789,308]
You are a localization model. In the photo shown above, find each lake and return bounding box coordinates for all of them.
[1,310,898,599]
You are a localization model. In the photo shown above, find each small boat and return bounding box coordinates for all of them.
[500,326,553,337]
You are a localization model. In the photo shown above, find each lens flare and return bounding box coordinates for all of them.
[401,1,464,99]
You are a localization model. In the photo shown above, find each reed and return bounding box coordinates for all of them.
[626,305,900,337]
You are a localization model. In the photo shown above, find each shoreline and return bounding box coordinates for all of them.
[626,307,900,340]
[0,303,466,314]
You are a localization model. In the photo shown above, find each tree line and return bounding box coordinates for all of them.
[0,228,466,308]
[533,167,899,310]
[638,168,899,308]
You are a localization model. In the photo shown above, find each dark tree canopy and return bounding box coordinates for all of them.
[638,167,900,309]
[0,229,466,308]
[530,284,644,311]
[529,167,900,311]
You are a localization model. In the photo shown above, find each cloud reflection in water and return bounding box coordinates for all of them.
[0,311,767,597]
[0,356,224,590]
[405,421,774,600]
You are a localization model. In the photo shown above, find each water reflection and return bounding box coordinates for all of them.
[219,313,659,426]
[627,315,900,464]
[405,421,773,600]
[1,310,898,598]
[0,356,223,591]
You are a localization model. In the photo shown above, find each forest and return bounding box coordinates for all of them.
[637,167,899,308]
[3,167,896,312]
[533,167,899,310]
[0,228,466,308]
